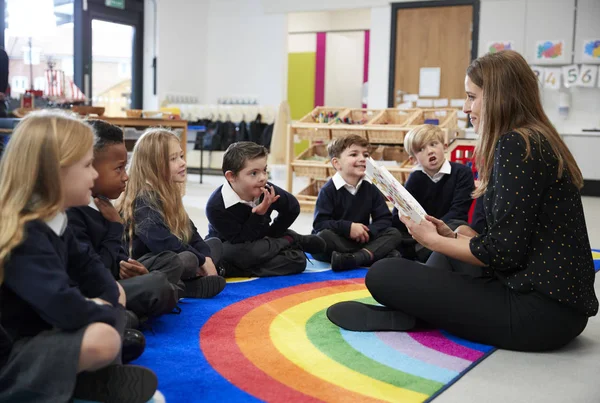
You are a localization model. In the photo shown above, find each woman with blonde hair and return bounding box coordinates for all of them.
[327,50,598,351]
[118,128,225,299]
[0,110,157,402]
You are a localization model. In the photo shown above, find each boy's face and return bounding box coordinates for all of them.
[227,156,268,201]
[92,142,129,200]
[332,144,369,182]
[412,138,446,177]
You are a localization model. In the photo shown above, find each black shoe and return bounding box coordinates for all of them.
[122,329,146,364]
[286,230,327,255]
[385,249,402,259]
[331,251,359,272]
[183,275,226,298]
[73,364,158,403]
[125,310,140,330]
[326,301,416,332]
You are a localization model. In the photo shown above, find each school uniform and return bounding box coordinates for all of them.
[392,160,475,261]
[0,214,124,402]
[205,181,305,277]
[130,194,223,284]
[311,172,403,263]
[68,198,182,319]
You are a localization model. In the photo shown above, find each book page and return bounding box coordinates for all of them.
[365,157,426,224]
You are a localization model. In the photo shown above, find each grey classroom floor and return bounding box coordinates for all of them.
[183,171,600,403]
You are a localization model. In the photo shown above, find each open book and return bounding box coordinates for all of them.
[365,157,427,224]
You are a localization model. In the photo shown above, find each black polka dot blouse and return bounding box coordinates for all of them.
[470,132,599,317]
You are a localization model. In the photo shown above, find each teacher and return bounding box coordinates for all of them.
[327,50,598,351]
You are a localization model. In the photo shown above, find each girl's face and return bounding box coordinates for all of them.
[61,146,98,208]
[169,140,187,183]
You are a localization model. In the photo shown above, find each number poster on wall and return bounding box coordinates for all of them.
[543,68,562,89]
[562,65,579,88]
[577,65,598,88]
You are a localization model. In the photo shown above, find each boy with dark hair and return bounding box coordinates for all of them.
[312,134,403,271]
[67,120,183,323]
[205,141,326,277]
[393,124,475,261]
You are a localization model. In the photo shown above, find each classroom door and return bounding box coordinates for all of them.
[391,5,474,106]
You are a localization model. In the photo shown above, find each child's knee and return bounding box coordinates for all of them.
[81,322,121,367]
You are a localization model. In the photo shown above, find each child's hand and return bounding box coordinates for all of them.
[95,197,122,224]
[199,257,218,276]
[252,185,280,216]
[119,259,149,279]
[456,225,479,238]
[350,223,370,244]
[425,215,455,238]
[88,297,113,306]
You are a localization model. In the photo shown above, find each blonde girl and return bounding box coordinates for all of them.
[0,111,156,403]
[118,128,225,299]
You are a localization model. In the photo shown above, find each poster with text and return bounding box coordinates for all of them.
[582,39,600,62]
[577,65,598,87]
[535,40,565,63]
[543,68,562,89]
[486,41,514,54]
[562,65,580,88]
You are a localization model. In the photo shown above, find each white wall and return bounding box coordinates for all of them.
[288,9,371,32]
[367,5,391,108]
[324,32,365,107]
[143,0,209,109]
[204,0,287,107]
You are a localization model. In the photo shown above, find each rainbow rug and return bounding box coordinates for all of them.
[132,251,600,403]
[133,261,496,403]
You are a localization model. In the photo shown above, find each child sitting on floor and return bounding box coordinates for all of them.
[393,124,474,261]
[205,141,326,277]
[68,120,183,323]
[0,111,156,403]
[117,128,226,299]
[311,134,403,271]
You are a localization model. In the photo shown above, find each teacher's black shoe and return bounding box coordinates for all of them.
[326,301,416,332]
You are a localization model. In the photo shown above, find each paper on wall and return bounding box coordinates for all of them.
[530,65,545,84]
[419,67,441,97]
[450,99,465,108]
[416,99,434,107]
[433,99,449,107]
[562,65,579,88]
[403,94,419,102]
[577,65,598,88]
[544,68,562,90]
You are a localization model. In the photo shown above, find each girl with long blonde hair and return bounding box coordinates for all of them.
[328,50,597,352]
[117,128,225,299]
[0,110,157,402]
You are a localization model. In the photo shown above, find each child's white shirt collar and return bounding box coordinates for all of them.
[221,181,260,209]
[45,212,68,236]
[88,196,99,211]
[412,159,452,183]
[332,172,370,196]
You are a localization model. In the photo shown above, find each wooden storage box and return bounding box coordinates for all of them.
[330,108,381,139]
[291,143,332,179]
[296,179,329,213]
[291,107,347,141]
[410,108,458,128]
[366,109,420,144]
